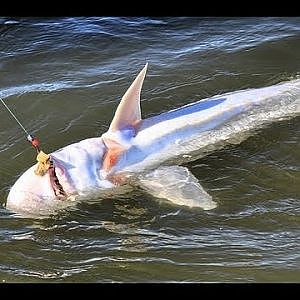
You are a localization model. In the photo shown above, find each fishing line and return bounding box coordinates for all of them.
[0,97,31,136]
[1,97,66,193]
[0,97,40,151]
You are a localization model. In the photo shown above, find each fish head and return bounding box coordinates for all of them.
[6,63,148,216]
[6,164,61,216]
[5,137,115,216]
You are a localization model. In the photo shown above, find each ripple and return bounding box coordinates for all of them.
[0,82,75,99]
[1,17,300,282]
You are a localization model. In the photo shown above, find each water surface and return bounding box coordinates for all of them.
[0,17,300,282]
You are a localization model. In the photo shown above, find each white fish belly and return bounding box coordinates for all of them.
[117,79,300,173]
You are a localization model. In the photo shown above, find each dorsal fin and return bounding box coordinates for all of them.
[109,63,148,132]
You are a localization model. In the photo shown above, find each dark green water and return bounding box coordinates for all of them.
[0,17,300,282]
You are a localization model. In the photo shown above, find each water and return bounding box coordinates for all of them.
[1,17,300,282]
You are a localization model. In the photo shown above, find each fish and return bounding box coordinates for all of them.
[5,63,300,216]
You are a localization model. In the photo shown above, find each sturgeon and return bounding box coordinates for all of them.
[6,64,300,215]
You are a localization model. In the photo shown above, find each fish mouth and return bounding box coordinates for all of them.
[5,159,78,216]
[50,156,78,198]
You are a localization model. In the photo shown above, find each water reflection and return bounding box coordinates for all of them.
[102,201,154,253]
[1,16,300,282]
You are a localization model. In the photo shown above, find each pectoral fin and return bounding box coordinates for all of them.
[137,166,217,210]
[102,138,126,173]
[100,64,148,175]
[109,63,148,132]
